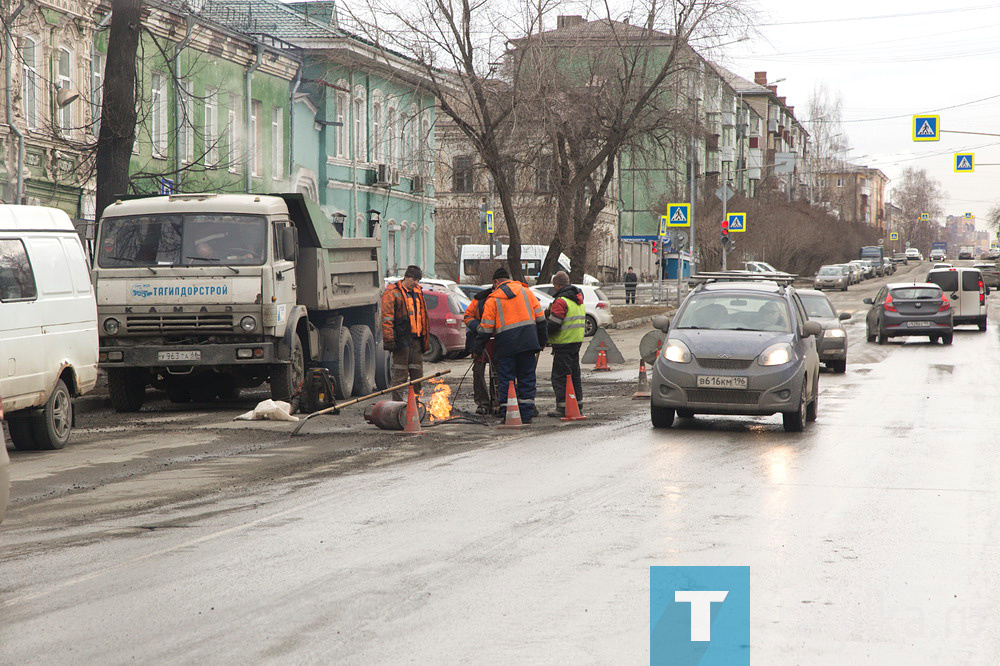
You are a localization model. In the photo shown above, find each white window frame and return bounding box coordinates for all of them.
[228,94,240,173]
[57,47,73,135]
[354,90,365,162]
[250,100,261,177]
[387,104,397,166]
[180,81,194,164]
[272,106,283,178]
[372,101,382,162]
[419,113,429,175]
[92,52,104,132]
[21,36,38,129]
[204,89,218,167]
[151,72,168,157]
[398,109,406,170]
[335,89,348,159]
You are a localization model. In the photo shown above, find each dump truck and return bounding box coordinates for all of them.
[93,193,388,413]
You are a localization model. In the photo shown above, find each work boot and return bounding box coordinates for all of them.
[547,408,565,418]
[476,405,490,415]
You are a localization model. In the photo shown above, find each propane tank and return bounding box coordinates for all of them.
[364,400,427,430]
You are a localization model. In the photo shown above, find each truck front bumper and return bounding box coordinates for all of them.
[99,342,278,369]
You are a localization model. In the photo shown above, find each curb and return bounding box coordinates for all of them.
[609,310,676,330]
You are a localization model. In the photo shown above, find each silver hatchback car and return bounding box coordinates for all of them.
[650,276,822,432]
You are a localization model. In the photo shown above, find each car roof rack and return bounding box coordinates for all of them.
[689,271,798,286]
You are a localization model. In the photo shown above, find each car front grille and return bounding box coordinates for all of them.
[697,357,754,370]
[126,313,234,333]
[686,389,761,405]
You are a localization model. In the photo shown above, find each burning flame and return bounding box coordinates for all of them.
[427,377,453,421]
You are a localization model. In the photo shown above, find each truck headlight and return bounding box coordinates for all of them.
[103,318,120,335]
[240,316,257,332]
[758,343,792,366]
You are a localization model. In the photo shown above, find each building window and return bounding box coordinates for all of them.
[92,53,105,131]
[354,96,365,161]
[57,48,73,134]
[336,91,348,159]
[419,114,429,175]
[398,109,406,169]
[180,81,193,163]
[535,154,554,193]
[836,177,844,187]
[228,94,240,173]
[453,155,474,192]
[204,89,218,166]
[372,100,382,162]
[151,73,168,157]
[250,100,262,177]
[387,106,397,166]
[20,37,37,129]
[272,107,283,178]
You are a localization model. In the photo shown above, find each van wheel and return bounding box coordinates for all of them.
[650,404,674,428]
[349,325,376,396]
[942,333,954,345]
[7,417,39,451]
[320,326,355,400]
[108,368,146,413]
[423,335,444,363]
[978,317,988,332]
[271,334,306,413]
[29,379,73,450]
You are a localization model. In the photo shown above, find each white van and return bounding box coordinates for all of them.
[926,266,988,331]
[458,244,599,285]
[0,205,99,449]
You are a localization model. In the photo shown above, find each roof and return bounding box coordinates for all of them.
[200,0,344,40]
[512,18,674,46]
[102,193,292,218]
[0,205,76,232]
[710,63,768,95]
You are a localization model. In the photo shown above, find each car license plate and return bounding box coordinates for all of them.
[697,375,749,389]
[906,321,932,327]
[157,350,201,361]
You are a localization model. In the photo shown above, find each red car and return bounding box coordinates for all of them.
[422,287,468,362]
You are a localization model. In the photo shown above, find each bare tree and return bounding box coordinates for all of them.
[891,167,945,254]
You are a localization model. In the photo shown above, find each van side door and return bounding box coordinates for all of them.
[0,238,45,410]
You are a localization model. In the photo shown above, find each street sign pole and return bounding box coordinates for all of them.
[721,189,728,272]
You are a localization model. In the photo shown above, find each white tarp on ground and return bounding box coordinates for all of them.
[234,399,299,422]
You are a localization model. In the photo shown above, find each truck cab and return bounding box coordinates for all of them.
[94,193,384,412]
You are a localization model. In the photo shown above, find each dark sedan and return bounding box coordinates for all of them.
[864,283,953,345]
[798,289,850,373]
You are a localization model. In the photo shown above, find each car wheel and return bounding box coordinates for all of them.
[782,381,807,432]
[842,284,848,291]
[423,335,444,363]
[877,328,887,345]
[108,368,146,413]
[29,379,73,450]
[942,333,954,345]
[978,317,987,332]
[866,326,875,343]
[929,335,939,343]
[806,391,818,422]
[650,404,675,428]
[677,409,695,418]
[831,359,846,374]
[585,315,597,337]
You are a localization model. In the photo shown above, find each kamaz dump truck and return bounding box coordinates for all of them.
[93,193,388,413]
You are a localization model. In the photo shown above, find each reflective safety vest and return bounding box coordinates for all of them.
[381,281,428,346]
[478,280,546,357]
[548,296,586,344]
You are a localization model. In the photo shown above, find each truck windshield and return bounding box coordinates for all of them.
[98,214,267,267]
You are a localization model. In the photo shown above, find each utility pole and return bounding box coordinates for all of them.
[689,97,699,275]
[721,190,728,272]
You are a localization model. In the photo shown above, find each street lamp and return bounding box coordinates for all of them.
[332,211,346,236]
[366,208,381,238]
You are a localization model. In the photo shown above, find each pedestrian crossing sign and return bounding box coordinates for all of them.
[890,232,899,241]
[955,153,974,173]
[965,212,974,219]
[659,215,668,236]
[727,212,747,232]
[912,115,939,141]
[920,212,930,221]
[486,210,495,233]
[666,203,691,227]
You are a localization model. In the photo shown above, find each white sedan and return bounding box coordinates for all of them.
[532,284,612,336]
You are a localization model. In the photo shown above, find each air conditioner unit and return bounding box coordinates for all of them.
[389,167,400,186]
[411,175,425,193]
[374,163,391,185]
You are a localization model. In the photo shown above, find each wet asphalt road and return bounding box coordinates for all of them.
[2,262,999,663]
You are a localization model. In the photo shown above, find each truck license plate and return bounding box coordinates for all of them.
[157,350,201,361]
[697,375,749,389]
[907,321,932,327]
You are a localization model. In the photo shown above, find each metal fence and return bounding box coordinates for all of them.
[601,281,690,307]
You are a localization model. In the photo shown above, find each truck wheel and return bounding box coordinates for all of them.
[349,325,376,397]
[321,326,355,400]
[108,368,146,413]
[423,335,444,363]
[29,379,73,450]
[271,334,306,413]
[7,417,39,451]
[374,347,392,391]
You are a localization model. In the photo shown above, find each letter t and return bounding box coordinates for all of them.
[674,590,729,641]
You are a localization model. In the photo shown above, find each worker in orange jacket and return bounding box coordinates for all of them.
[381,265,430,401]
[474,267,547,422]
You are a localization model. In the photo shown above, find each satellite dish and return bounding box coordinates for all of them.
[639,329,666,364]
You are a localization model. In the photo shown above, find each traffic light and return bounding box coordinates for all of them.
[721,218,730,245]
[651,240,658,254]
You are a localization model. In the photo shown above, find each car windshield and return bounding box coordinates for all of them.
[98,214,267,267]
[675,294,792,332]
[818,266,841,276]
[799,294,836,318]
[891,287,941,300]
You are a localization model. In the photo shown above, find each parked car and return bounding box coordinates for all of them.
[798,289,850,374]
[958,250,974,260]
[864,283,953,344]
[386,276,471,310]
[813,264,850,291]
[905,248,922,261]
[532,284,611,336]
[1,205,99,450]
[840,263,862,285]
[422,287,469,362]
[892,252,909,265]
[973,263,1000,289]
[848,260,869,281]
[925,267,988,331]
[1,398,8,523]
[649,276,822,432]
[745,261,792,276]
[458,284,489,300]
[883,258,896,275]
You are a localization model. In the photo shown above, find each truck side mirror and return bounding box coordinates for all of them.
[282,227,298,262]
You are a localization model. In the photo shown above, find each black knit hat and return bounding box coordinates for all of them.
[492,267,510,281]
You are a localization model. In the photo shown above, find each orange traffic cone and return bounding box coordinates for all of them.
[633,360,651,399]
[401,385,424,434]
[499,380,524,428]
[594,342,611,371]
[561,375,587,421]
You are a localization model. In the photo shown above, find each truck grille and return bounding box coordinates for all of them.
[697,358,754,370]
[686,389,761,405]
[126,313,234,333]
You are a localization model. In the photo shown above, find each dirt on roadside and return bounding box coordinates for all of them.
[612,304,675,324]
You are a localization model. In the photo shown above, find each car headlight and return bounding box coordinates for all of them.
[103,318,120,335]
[240,316,257,332]
[663,339,692,363]
[826,328,846,338]
[758,343,792,366]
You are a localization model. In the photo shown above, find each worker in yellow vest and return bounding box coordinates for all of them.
[545,271,586,417]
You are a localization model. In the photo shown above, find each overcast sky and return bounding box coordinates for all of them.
[716,1,1000,227]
